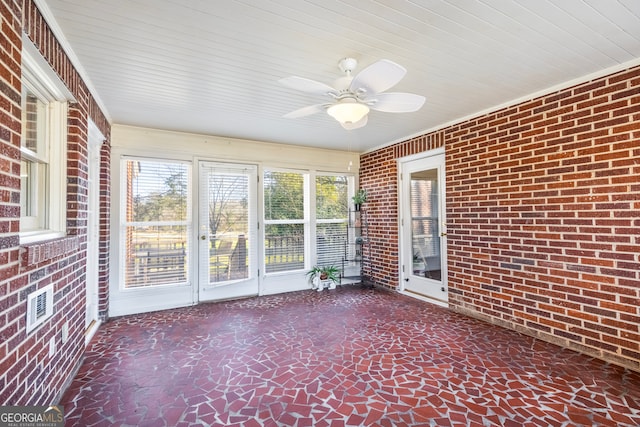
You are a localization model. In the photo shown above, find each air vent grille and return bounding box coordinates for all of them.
[26,284,54,334]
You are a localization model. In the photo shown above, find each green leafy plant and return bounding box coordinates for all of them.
[306,265,340,283]
[352,188,368,205]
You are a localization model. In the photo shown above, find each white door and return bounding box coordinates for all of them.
[198,162,259,301]
[400,152,448,303]
[85,121,102,341]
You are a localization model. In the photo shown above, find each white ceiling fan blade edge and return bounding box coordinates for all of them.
[349,59,406,95]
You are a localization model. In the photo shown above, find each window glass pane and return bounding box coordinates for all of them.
[316,174,348,268]
[265,224,304,273]
[264,171,304,220]
[20,159,48,230]
[20,160,34,217]
[22,90,46,154]
[123,159,191,288]
[130,161,189,222]
[316,175,348,219]
[317,222,346,266]
[124,225,188,288]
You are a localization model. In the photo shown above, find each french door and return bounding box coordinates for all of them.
[400,152,448,304]
[198,162,259,301]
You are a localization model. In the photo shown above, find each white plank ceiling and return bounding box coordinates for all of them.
[40,0,640,152]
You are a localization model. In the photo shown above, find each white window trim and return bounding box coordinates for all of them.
[20,36,75,244]
[262,168,356,275]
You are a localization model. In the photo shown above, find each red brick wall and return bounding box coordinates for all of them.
[0,0,111,405]
[360,66,640,371]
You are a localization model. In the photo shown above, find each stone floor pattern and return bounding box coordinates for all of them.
[61,285,640,427]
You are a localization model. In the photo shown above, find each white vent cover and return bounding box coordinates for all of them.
[26,284,54,334]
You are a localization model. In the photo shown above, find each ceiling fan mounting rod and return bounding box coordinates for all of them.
[338,57,358,75]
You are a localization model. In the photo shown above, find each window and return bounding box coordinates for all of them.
[20,38,73,242]
[316,174,348,266]
[263,169,352,274]
[121,158,191,288]
[263,170,306,273]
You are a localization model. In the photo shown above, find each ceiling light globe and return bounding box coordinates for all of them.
[327,101,369,124]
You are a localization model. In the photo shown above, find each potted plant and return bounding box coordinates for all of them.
[352,188,368,211]
[306,265,340,291]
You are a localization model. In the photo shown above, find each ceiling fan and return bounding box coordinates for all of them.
[279,57,425,130]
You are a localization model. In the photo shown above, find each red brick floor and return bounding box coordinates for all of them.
[60,285,640,426]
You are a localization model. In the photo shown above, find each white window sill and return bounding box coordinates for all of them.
[19,230,66,246]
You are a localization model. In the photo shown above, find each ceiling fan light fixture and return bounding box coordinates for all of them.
[327,100,369,124]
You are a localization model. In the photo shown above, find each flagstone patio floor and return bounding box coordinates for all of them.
[60,285,640,426]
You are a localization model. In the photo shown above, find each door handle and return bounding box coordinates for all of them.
[440,232,447,236]
[200,235,207,240]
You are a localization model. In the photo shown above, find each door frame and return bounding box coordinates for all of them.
[85,120,103,344]
[397,148,448,306]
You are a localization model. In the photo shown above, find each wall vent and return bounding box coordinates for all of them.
[26,284,54,334]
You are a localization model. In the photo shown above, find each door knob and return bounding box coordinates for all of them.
[200,235,207,240]
[440,232,447,236]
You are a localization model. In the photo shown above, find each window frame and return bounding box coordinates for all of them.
[262,168,355,275]
[263,168,309,274]
[19,37,74,244]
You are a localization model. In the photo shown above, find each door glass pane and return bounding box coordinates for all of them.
[411,169,441,280]
[204,170,250,284]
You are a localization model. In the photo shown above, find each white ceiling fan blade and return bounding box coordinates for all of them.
[349,59,406,95]
[369,93,425,113]
[341,115,368,130]
[279,76,337,96]
[283,104,325,119]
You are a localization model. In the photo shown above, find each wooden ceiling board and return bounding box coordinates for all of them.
[39,0,640,152]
